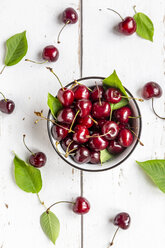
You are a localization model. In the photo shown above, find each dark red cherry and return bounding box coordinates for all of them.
[94,119,107,129]
[51,124,69,141]
[42,45,59,62]
[114,212,131,229]
[57,108,75,124]
[104,88,121,103]
[73,196,90,214]
[91,86,104,101]
[142,82,162,100]
[75,99,92,118]
[118,129,133,147]
[118,123,130,130]
[57,88,74,107]
[118,17,136,35]
[63,8,78,24]
[107,140,124,154]
[0,99,15,114]
[88,132,109,151]
[102,121,119,140]
[73,125,89,143]
[77,114,94,128]
[73,147,90,164]
[61,136,80,152]
[114,106,132,124]
[92,101,111,119]
[73,85,90,100]
[29,152,47,168]
[90,151,100,164]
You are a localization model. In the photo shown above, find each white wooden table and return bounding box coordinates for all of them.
[0,0,165,247]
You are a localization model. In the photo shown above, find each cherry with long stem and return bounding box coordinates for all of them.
[152,98,165,120]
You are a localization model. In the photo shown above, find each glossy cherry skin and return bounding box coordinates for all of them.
[73,147,90,164]
[51,124,69,141]
[73,85,90,100]
[0,99,15,114]
[94,119,107,130]
[88,132,109,151]
[104,88,121,103]
[92,101,111,119]
[118,129,133,147]
[73,125,89,143]
[63,8,78,24]
[57,88,74,107]
[114,212,131,229]
[91,86,104,101]
[75,99,92,118]
[77,114,94,128]
[57,108,75,124]
[107,140,124,154]
[73,196,90,214]
[29,152,47,168]
[90,151,100,164]
[142,82,162,100]
[42,45,59,62]
[61,136,80,152]
[118,17,136,35]
[102,121,119,140]
[114,106,132,124]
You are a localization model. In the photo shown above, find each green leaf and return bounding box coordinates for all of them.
[5,31,28,66]
[14,154,42,193]
[47,93,63,118]
[110,98,128,111]
[134,13,154,42]
[136,160,165,193]
[100,149,113,164]
[103,70,128,97]
[40,211,60,245]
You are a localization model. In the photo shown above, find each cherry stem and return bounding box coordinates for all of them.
[121,95,144,102]
[46,67,64,90]
[95,82,102,105]
[133,5,137,14]
[0,92,7,102]
[65,147,78,158]
[65,140,73,156]
[109,227,120,246]
[57,20,70,44]
[88,115,98,125]
[0,65,6,75]
[152,98,165,120]
[74,80,92,92]
[128,115,141,119]
[25,59,48,64]
[36,193,47,209]
[69,110,80,133]
[23,134,35,155]
[107,8,124,21]
[129,128,144,146]
[46,200,75,213]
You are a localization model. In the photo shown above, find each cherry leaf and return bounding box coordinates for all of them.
[14,154,42,193]
[100,149,113,164]
[110,98,128,111]
[103,70,128,97]
[40,211,60,244]
[5,31,28,66]
[47,93,63,118]
[136,160,165,193]
[134,13,154,42]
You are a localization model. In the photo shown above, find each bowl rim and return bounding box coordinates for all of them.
[47,76,142,172]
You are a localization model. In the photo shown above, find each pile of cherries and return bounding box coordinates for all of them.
[50,80,135,165]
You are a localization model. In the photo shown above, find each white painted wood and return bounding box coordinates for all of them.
[82,0,165,247]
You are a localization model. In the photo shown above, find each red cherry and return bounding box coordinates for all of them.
[142,82,162,100]
[90,151,100,164]
[73,196,90,214]
[42,45,59,62]
[118,129,133,147]
[73,147,91,164]
[0,99,15,114]
[114,106,132,124]
[90,86,104,101]
[104,88,121,103]
[73,85,90,100]
[61,136,80,152]
[114,212,131,229]
[101,121,119,140]
[57,108,75,124]
[29,152,47,168]
[75,99,92,118]
[94,119,107,129]
[73,125,89,143]
[107,140,124,154]
[92,101,111,119]
[51,124,69,141]
[118,17,137,35]
[63,8,78,24]
[57,88,74,107]
[88,132,109,151]
[77,114,94,128]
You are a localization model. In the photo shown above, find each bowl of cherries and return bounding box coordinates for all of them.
[47,71,142,172]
